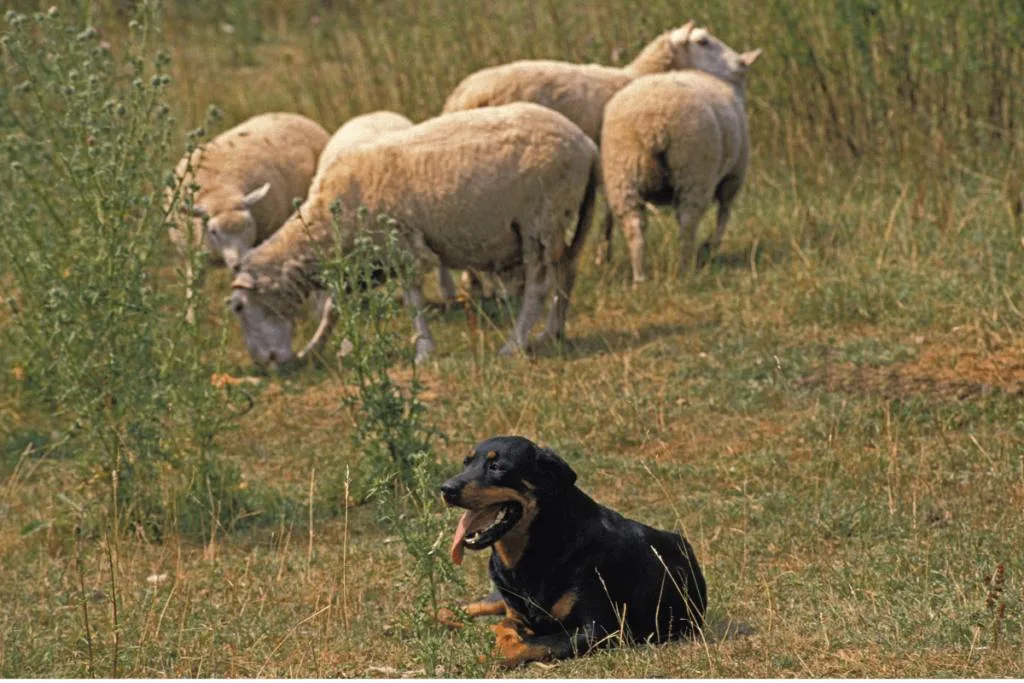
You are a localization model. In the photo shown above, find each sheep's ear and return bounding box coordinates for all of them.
[740,48,763,68]
[670,20,695,45]
[231,272,255,290]
[241,182,271,209]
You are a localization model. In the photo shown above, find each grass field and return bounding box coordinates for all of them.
[1,0,1023,677]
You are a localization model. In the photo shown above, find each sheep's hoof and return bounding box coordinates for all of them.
[631,274,648,288]
[498,340,525,357]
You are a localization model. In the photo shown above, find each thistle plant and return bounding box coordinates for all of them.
[0,3,247,538]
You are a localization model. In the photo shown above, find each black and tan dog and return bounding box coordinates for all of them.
[440,435,707,665]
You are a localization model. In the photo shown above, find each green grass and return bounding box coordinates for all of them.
[2,0,1024,677]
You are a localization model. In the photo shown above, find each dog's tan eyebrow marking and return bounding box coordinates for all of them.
[486,450,498,460]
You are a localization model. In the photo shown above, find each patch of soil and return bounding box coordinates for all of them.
[798,342,1024,400]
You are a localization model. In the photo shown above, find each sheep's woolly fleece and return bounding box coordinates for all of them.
[441,21,698,142]
[166,112,329,264]
[313,110,413,189]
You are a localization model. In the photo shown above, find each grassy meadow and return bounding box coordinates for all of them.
[1,0,1023,677]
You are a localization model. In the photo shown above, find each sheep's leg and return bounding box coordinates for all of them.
[676,200,710,274]
[438,268,459,302]
[500,256,548,356]
[699,176,742,268]
[404,283,436,364]
[697,203,731,269]
[621,209,648,286]
[184,259,197,325]
[535,258,576,348]
[593,210,614,267]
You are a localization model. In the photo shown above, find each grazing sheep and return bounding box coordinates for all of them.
[167,112,329,269]
[600,28,761,284]
[228,103,599,366]
[313,110,413,184]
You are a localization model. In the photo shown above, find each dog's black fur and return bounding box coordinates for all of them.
[440,435,707,663]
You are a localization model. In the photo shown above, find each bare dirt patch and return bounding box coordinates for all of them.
[798,341,1024,400]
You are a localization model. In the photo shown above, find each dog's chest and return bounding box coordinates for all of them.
[503,588,561,628]
[492,570,566,629]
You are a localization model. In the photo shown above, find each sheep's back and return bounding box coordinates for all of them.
[315,111,414,181]
[443,60,632,141]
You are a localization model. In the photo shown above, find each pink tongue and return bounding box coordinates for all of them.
[450,511,473,565]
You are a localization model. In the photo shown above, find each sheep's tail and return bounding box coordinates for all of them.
[565,158,600,264]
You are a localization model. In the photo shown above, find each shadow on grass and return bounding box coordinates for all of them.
[534,322,690,360]
[417,291,689,360]
[701,239,790,273]
[702,614,757,642]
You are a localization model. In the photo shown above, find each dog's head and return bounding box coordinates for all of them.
[440,436,576,565]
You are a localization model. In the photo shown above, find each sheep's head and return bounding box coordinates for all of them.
[670,22,762,82]
[228,270,297,367]
[206,182,272,268]
[228,259,337,368]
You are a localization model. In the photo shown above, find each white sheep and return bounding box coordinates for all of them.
[600,27,761,284]
[167,112,329,269]
[227,103,599,366]
[442,20,700,142]
[313,110,413,185]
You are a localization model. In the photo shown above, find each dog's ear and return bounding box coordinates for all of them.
[536,447,577,489]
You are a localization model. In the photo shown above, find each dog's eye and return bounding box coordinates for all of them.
[487,460,502,472]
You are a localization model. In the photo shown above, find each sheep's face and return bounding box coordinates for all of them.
[228,286,296,367]
[207,209,258,269]
[671,25,762,83]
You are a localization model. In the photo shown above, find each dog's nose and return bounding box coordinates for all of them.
[439,480,460,504]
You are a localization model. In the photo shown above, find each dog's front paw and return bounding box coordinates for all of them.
[490,621,521,649]
[490,621,544,667]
